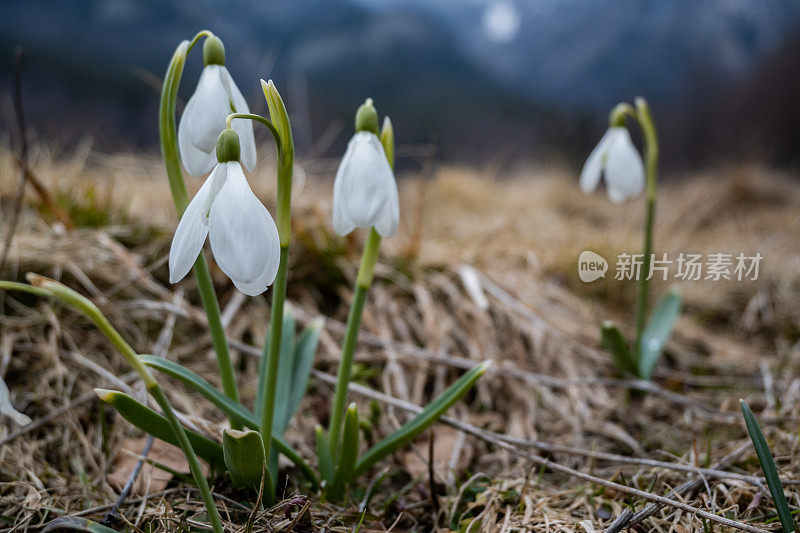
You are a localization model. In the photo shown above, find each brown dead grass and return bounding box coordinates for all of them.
[1,142,800,531]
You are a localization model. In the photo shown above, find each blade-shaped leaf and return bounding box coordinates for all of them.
[141,355,255,429]
[740,400,795,533]
[222,428,274,503]
[286,318,323,430]
[140,354,319,489]
[272,306,297,437]
[639,287,681,380]
[315,425,334,484]
[329,403,359,501]
[600,321,637,376]
[353,361,489,478]
[95,389,224,468]
[42,517,119,533]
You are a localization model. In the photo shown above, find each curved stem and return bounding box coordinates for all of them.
[187,30,213,53]
[632,98,659,358]
[158,35,240,422]
[226,113,281,147]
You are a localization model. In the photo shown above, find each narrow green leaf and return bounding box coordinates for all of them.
[95,389,224,468]
[286,318,323,429]
[600,321,638,376]
[639,287,681,380]
[140,355,319,489]
[353,361,489,478]
[315,425,334,483]
[329,403,360,501]
[42,517,119,533]
[273,306,297,436]
[740,400,796,533]
[141,355,255,429]
[222,429,274,503]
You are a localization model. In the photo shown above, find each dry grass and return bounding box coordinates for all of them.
[1,142,800,531]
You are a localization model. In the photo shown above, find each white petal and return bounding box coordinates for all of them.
[333,132,395,233]
[230,233,280,296]
[0,374,31,426]
[579,129,615,194]
[178,95,216,176]
[374,177,399,237]
[178,65,231,176]
[220,67,257,171]
[332,164,357,236]
[208,163,280,294]
[168,165,226,283]
[604,127,644,202]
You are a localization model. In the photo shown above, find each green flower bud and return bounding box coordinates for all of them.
[355,98,379,135]
[216,129,240,163]
[203,35,226,66]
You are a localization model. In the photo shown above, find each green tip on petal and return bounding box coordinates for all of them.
[355,98,379,135]
[203,35,225,66]
[216,129,241,163]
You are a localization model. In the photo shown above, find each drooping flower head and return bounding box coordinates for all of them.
[178,35,256,176]
[333,99,399,237]
[580,125,644,204]
[169,129,279,296]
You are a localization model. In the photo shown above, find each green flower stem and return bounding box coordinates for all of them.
[149,385,222,532]
[329,228,382,458]
[159,32,240,424]
[632,98,659,355]
[259,245,289,466]
[254,81,294,476]
[0,278,223,533]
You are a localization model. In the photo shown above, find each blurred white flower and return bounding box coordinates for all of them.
[0,374,30,426]
[169,161,279,296]
[178,65,256,176]
[333,131,399,237]
[580,127,644,203]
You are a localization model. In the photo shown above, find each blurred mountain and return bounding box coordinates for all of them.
[1,0,799,165]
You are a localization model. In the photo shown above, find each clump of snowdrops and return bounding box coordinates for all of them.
[0,31,487,531]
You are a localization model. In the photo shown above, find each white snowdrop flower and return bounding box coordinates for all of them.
[178,36,256,176]
[580,127,644,203]
[333,100,399,237]
[169,130,279,296]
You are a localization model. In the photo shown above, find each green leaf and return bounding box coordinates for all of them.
[95,389,224,468]
[140,355,319,489]
[222,429,274,503]
[740,400,796,533]
[286,318,323,430]
[638,287,681,380]
[353,361,489,478]
[600,321,638,376]
[141,355,255,429]
[42,517,119,533]
[272,306,297,436]
[329,403,360,501]
[315,425,334,484]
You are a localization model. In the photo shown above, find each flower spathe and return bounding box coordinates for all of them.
[169,161,280,296]
[333,131,399,237]
[178,65,257,176]
[580,126,644,203]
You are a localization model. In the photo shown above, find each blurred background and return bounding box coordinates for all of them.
[1,0,800,170]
